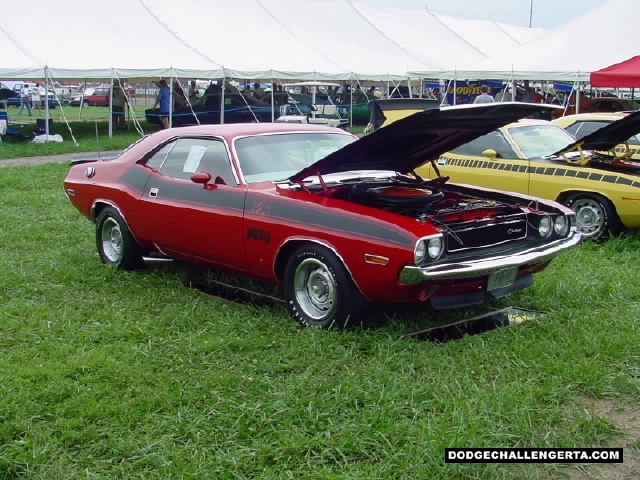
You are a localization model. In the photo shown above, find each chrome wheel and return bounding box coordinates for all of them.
[284,245,370,329]
[100,217,124,263]
[95,207,144,270]
[572,198,605,238]
[293,258,337,321]
[565,193,621,240]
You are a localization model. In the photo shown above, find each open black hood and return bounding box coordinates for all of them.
[555,109,640,155]
[289,102,560,183]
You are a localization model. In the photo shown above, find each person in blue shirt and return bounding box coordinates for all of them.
[153,80,171,129]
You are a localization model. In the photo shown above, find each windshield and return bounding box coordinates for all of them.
[234,132,355,183]
[507,124,575,158]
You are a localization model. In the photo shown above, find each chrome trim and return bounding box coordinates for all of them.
[415,233,443,263]
[399,233,582,285]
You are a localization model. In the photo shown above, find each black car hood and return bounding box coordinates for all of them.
[289,102,560,182]
[554,109,640,155]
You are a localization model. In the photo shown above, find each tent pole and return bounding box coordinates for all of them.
[221,73,226,124]
[350,76,354,129]
[80,79,87,120]
[350,74,355,129]
[271,75,275,123]
[169,77,174,128]
[44,66,51,139]
[453,79,457,106]
[109,75,114,138]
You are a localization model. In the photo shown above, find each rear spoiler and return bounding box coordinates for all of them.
[70,151,122,165]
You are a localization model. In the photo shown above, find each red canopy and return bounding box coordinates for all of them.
[591,56,640,88]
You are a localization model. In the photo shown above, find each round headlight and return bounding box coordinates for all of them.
[415,241,427,264]
[554,215,569,236]
[427,237,444,259]
[538,215,552,237]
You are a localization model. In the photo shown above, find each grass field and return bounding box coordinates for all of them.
[0,160,638,479]
[0,104,160,160]
[0,107,367,160]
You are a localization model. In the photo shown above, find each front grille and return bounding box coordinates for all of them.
[446,217,528,252]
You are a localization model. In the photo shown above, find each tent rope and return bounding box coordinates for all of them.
[45,69,79,146]
[113,73,145,136]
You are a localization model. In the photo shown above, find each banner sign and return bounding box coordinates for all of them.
[445,80,504,105]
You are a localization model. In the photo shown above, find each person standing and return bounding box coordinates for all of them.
[18,85,32,116]
[152,80,171,129]
[188,80,200,105]
[111,81,128,130]
[252,82,265,99]
[473,85,495,104]
[31,83,42,115]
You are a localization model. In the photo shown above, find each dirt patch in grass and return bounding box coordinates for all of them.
[554,398,640,480]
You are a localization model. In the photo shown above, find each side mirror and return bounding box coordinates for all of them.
[190,171,218,190]
[482,148,499,159]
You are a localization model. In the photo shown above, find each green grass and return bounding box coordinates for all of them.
[0,163,638,479]
[0,105,161,159]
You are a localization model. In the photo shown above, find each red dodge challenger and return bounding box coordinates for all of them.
[64,103,581,328]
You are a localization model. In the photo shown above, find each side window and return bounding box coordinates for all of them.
[451,130,517,159]
[144,138,237,184]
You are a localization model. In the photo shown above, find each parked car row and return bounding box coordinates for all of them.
[1,81,60,109]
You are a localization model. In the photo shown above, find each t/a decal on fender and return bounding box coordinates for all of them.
[247,227,272,244]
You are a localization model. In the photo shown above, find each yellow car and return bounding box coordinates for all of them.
[414,110,640,239]
[553,112,640,160]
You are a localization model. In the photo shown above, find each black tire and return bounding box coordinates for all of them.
[95,207,145,270]
[83,100,90,107]
[283,245,370,329]
[565,192,621,239]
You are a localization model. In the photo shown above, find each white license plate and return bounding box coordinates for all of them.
[487,267,518,291]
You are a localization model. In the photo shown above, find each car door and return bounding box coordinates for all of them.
[137,137,248,269]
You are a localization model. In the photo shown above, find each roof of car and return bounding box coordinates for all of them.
[160,122,346,137]
[555,109,640,154]
[553,112,630,126]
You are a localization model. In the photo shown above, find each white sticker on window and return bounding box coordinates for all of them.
[183,145,207,173]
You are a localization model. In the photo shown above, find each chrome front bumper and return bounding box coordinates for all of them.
[399,233,582,285]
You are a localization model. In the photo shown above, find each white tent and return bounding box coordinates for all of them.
[350,4,488,69]
[432,14,548,56]
[409,0,640,82]
[142,0,447,79]
[0,0,456,82]
[0,0,554,83]
[0,0,224,81]
[0,0,628,86]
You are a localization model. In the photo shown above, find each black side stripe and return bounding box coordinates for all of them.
[442,157,640,189]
